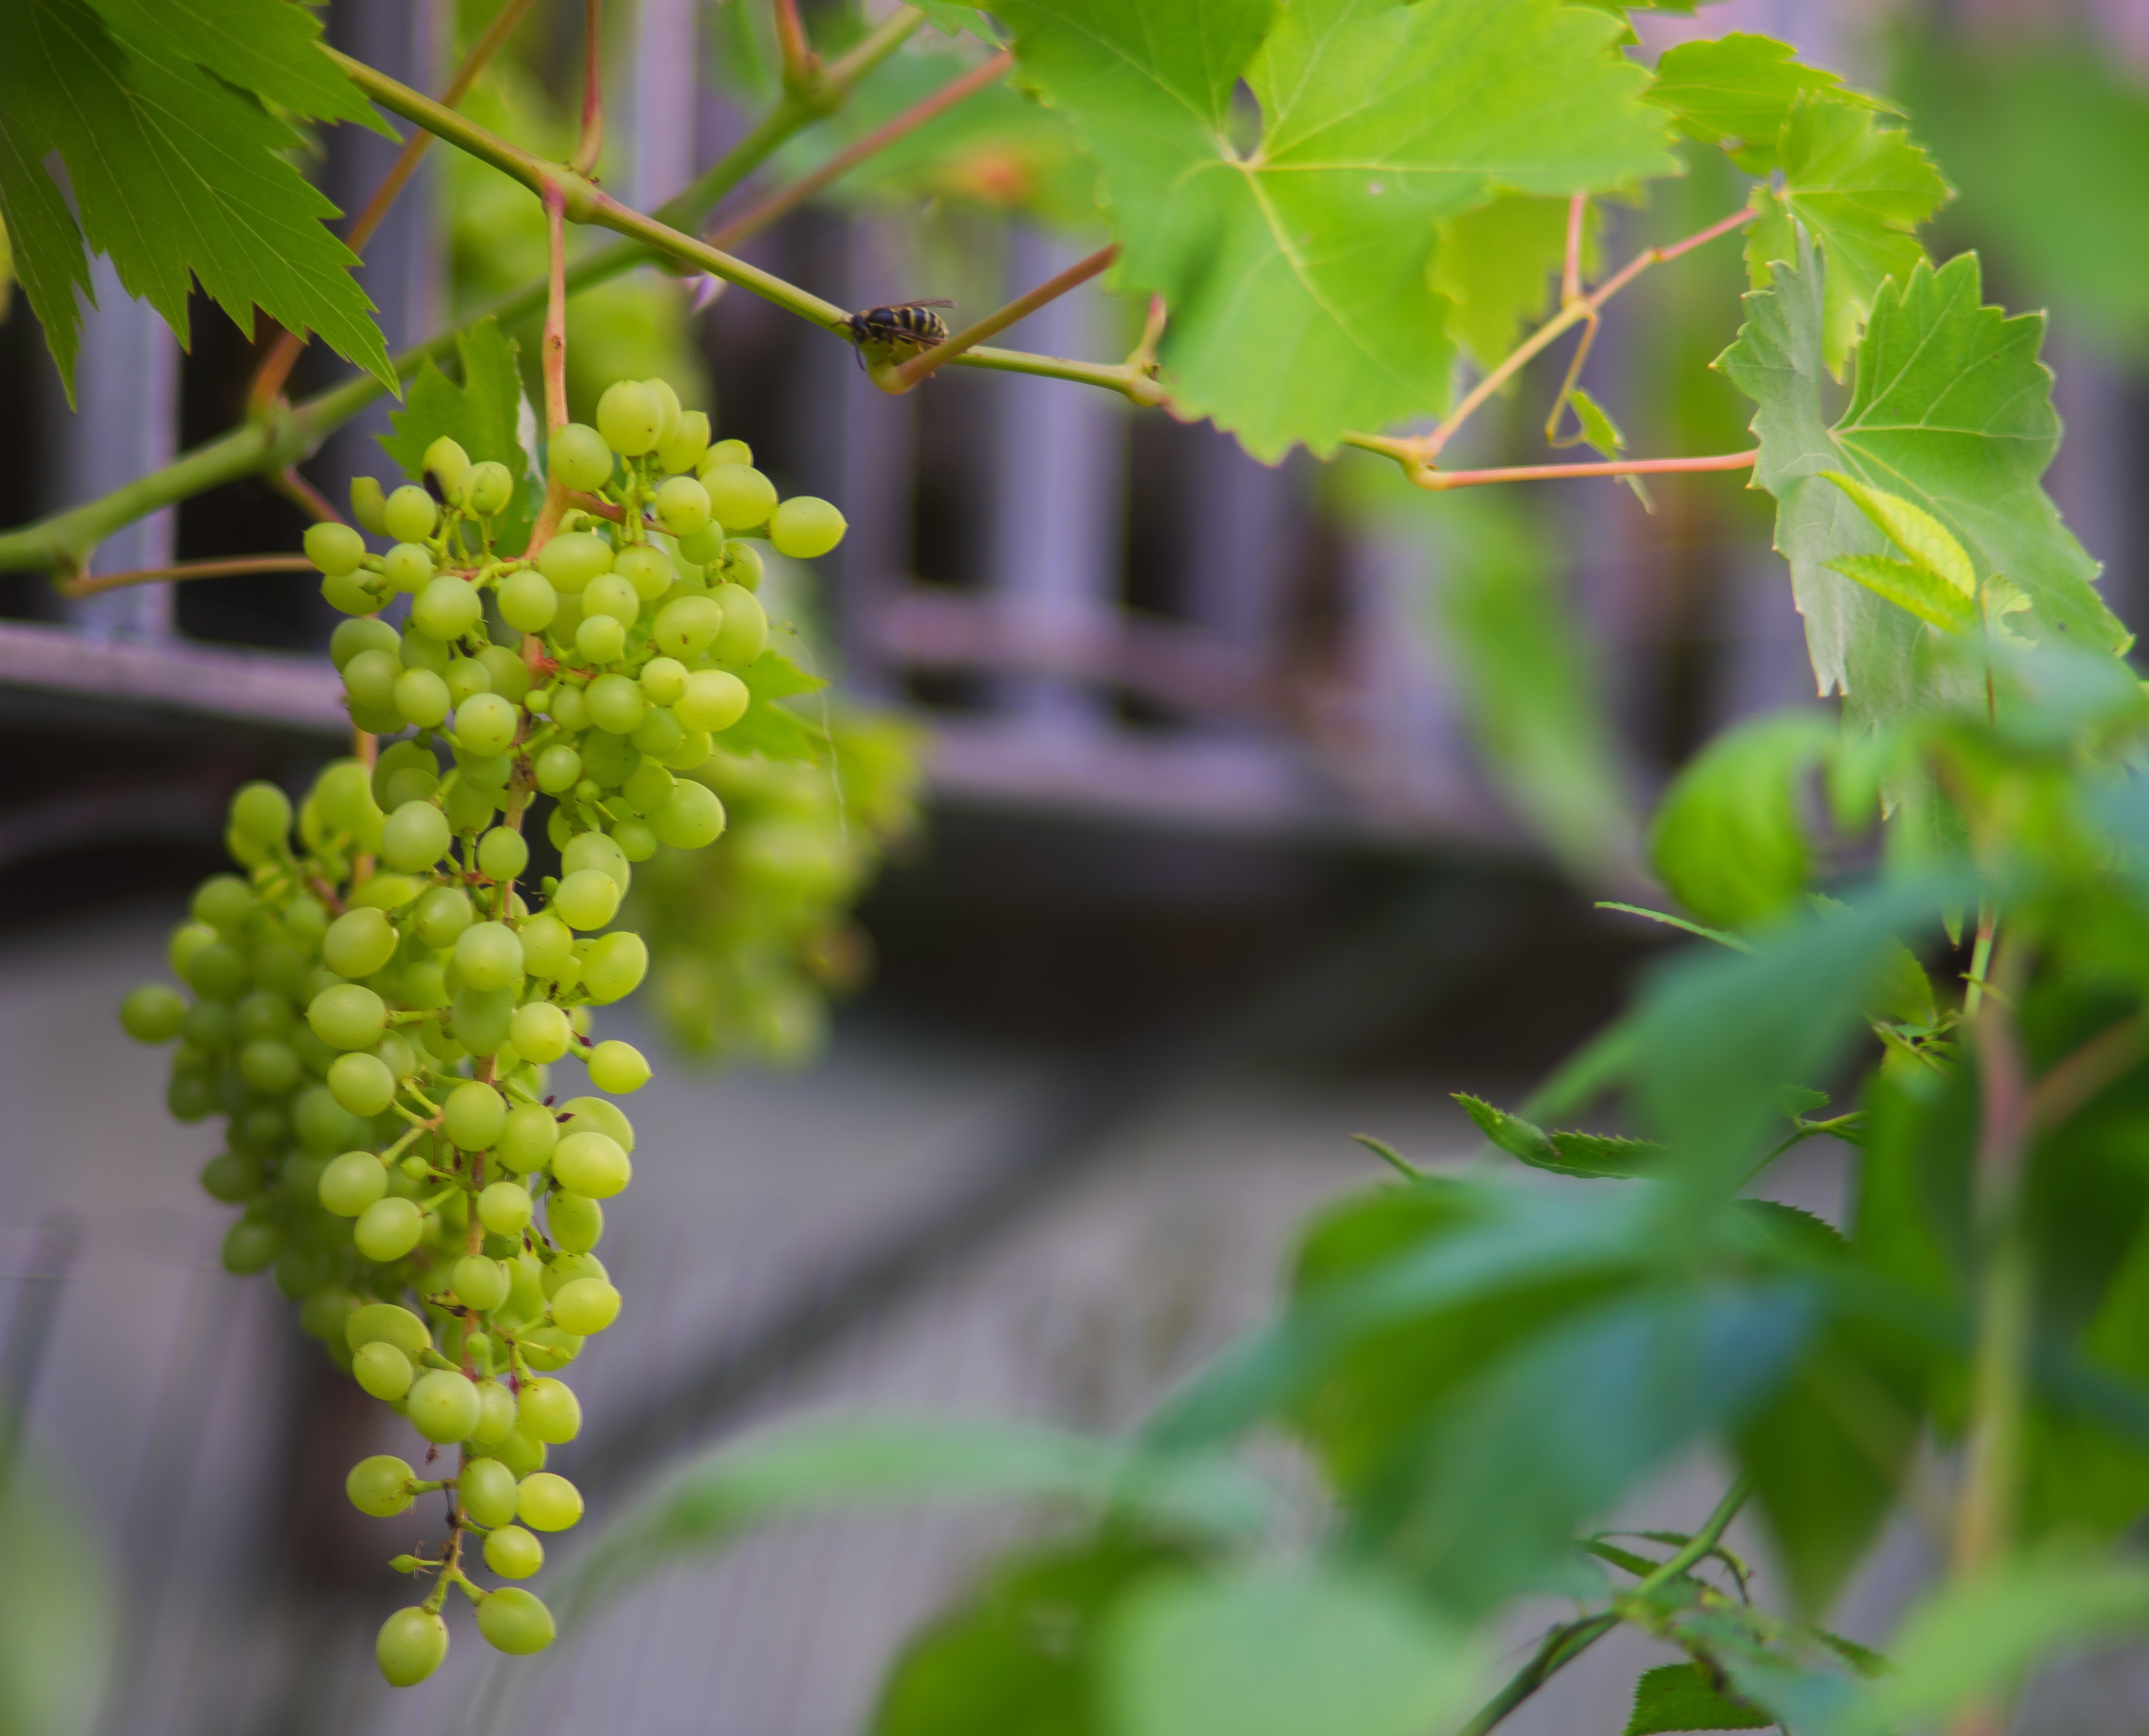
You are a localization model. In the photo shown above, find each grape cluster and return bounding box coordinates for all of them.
[118,379,848,1686]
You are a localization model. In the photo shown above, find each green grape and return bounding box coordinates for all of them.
[234,989,292,1041]
[231,781,293,845]
[347,1453,416,1518]
[536,531,612,593]
[377,1031,420,1079]
[596,380,663,456]
[282,1153,331,1206]
[516,1468,583,1529]
[233,1104,290,1155]
[407,1368,481,1443]
[350,476,389,535]
[631,708,687,766]
[342,648,400,712]
[493,1429,546,1478]
[376,1607,448,1688]
[192,875,252,932]
[484,1523,544,1579]
[612,818,658,862]
[355,1196,425,1262]
[614,545,673,602]
[658,408,710,475]
[456,692,519,758]
[424,434,470,494]
[447,778,501,838]
[477,827,529,883]
[653,780,725,850]
[509,1000,571,1064]
[580,729,635,788]
[712,584,768,664]
[586,1039,650,1094]
[398,628,451,676]
[393,668,451,729]
[718,539,765,591]
[452,985,515,1053]
[481,644,532,703]
[305,521,366,577]
[320,1149,389,1216]
[561,1094,635,1150]
[548,1191,603,1254]
[676,524,723,566]
[444,1081,507,1150]
[551,1277,621,1335]
[577,572,635,626]
[644,376,683,447]
[349,1302,431,1357]
[200,1150,262,1202]
[553,869,620,932]
[652,474,711,537]
[552,1130,629,1199]
[702,438,752,470]
[478,1179,533,1237]
[327,1052,395,1116]
[769,495,849,559]
[495,1103,559,1175]
[544,682,590,731]
[168,1069,218,1122]
[477,1587,556,1656]
[515,915,571,982]
[353,1340,413,1400]
[452,1255,511,1311]
[331,615,399,670]
[446,657,491,706]
[575,614,628,665]
[458,1456,519,1528]
[383,484,438,543]
[662,727,713,772]
[294,1084,364,1153]
[638,657,689,708]
[499,568,557,632]
[462,460,514,516]
[541,1252,607,1297]
[308,984,387,1050]
[324,907,398,979]
[413,575,482,642]
[652,595,721,664]
[582,932,649,1004]
[413,884,474,948]
[623,759,675,814]
[674,668,748,733]
[121,983,186,1042]
[237,1038,300,1094]
[382,541,434,593]
[298,1288,355,1344]
[472,1378,517,1444]
[516,1379,582,1444]
[548,422,613,492]
[519,1324,583,1371]
[272,1241,330,1300]
[702,463,776,530]
[222,1219,280,1275]
[382,802,451,873]
[320,571,379,615]
[565,829,632,893]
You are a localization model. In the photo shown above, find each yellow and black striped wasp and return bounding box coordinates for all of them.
[841,300,954,370]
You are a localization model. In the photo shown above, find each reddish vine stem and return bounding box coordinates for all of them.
[1562,191,1588,305]
[56,554,318,598]
[772,0,817,90]
[883,243,1120,392]
[574,0,604,177]
[1403,449,1758,492]
[270,466,345,526]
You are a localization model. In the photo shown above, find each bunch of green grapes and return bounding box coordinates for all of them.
[115,379,848,1687]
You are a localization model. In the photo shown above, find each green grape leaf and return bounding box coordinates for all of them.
[1648,710,1838,931]
[1565,386,1626,457]
[1103,1564,1478,1736]
[992,0,1676,459]
[378,315,533,491]
[1818,471,1975,597]
[1823,556,1978,636]
[718,650,830,764]
[0,101,96,398]
[86,0,390,134]
[1624,1663,1771,1734]
[0,0,392,401]
[1456,1094,1660,1179]
[1454,1094,1560,1167]
[1645,34,1892,173]
[1430,194,1598,375]
[1716,236,2128,732]
[1744,97,1950,375]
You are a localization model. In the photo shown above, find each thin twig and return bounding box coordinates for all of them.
[574,0,604,176]
[2026,1013,2148,1133]
[772,0,817,91]
[1346,449,1758,493]
[542,186,570,433]
[268,466,344,526]
[56,556,318,598]
[883,243,1119,391]
[1562,192,1588,305]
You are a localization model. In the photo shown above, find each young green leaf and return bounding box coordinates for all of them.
[1744,96,1950,375]
[1647,710,1837,932]
[1645,34,1893,173]
[379,317,539,548]
[1623,1662,1771,1734]
[1430,194,1597,374]
[1565,386,1627,459]
[992,0,1675,458]
[1821,556,1978,635]
[0,100,97,395]
[1817,472,1976,598]
[720,650,832,765]
[86,0,390,134]
[1455,1095,1659,1179]
[1454,1094,1558,1166]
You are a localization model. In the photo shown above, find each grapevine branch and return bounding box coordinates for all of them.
[57,555,318,598]
[574,0,604,178]
[883,243,1123,392]
[773,0,818,92]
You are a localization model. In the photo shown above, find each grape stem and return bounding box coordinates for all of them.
[573,0,604,177]
[55,555,318,599]
[1562,192,1588,306]
[249,0,541,411]
[1339,447,1759,492]
[267,465,346,527]
[880,242,1123,392]
[773,0,818,93]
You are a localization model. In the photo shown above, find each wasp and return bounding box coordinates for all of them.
[841,300,954,369]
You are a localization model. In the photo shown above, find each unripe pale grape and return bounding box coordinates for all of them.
[713,583,768,663]
[484,1524,543,1579]
[613,818,657,862]
[382,802,451,872]
[496,567,557,632]
[423,434,470,493]
[674,668,748,733]
[355,1196,425,1262]
[584,676,645,741]
[596,380,663,455]
[552,869,620,932]
[446,657,491,706]
[343,648,399,712]
[377,1607,449,1687]
[518,912,574,979]
[445,1081,507,1150]
[657,409,710,475]
[769,495,848,559]
[309,984,387,1050]
[238,1039,299,1094]
[563,831,631,894]
[537,531,611,593]
[542,1252,608,1298]
[644,376,682,447]
[478,1179,533,1237]
[462,459,514,516]
[353,1340,414,1400]
[198,1150,257,1202]
[677,523,723,564]
[347,1454,415,1518]
[350,475,389,535]
[454,922,523,994]
[452,1255,511,1312]
[534,745,581,796]
[332,616,398,670]
[459,694,520,762]
[638,656,689,708]
[517,1378,582,1444]
[408,1368,482,1443]
[623,759,675,814]
[324,907,397,979]
[585,1039,650,1095]
[394,668,451,729]
[519,1324,583,1371]
[615,545,674,601]
[476,827,529,884]
[231,780,292,845]
[383,484,438,543]
[516,1469,583,1529]
[653,780,725,850]
[399,628,451,674]
[222,1219,279,1274]
[193,874,252,932]
[702,463,776,529]
[549,1191,603,1254]
[459,1456,519,1528]
[473,1379,517,1445]
[413,576,482,641]
[581,932,649,1005]
[562,1093,635,1149]
[181,1001,234,1053]
[320,570,379,615]
[348,1303,432,1357]
[509,1001,571,1064]
[121,984,187,1042]
[497,1102,560,1175]
[552,1277,621,1335]
[305,521,366,577]
[294,1085,362,1153]
[549,422,613,491]
[413,884,473,949]
[572,614,623,664]
[477,1586,555,1656]
[652,593,721,661]
[631,712,686,771]
[581,571,638,624]
[718,539,764,591]
[320,1149,389,1216]
[382,541,434,593]
[553,1130,630,1199]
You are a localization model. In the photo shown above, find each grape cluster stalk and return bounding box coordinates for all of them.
[118,378,847,1686]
